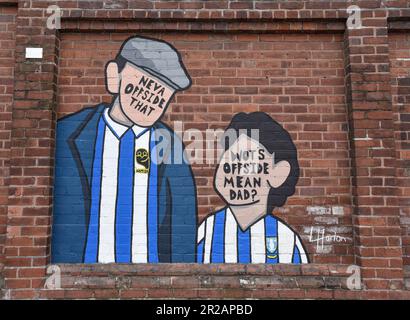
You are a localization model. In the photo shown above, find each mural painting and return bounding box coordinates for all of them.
[52,36,197,263]
[51,35,309,265]
[197,113,308,264]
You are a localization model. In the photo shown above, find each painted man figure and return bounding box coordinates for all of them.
[52,36,197,263]
[197,112,309,264]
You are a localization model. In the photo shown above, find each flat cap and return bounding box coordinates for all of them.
[118,36,192,91]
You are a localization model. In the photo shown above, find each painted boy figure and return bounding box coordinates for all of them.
[197,113,309,264]
[52,36,197,263]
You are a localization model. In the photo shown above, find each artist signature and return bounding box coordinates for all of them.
[308,227,351,252]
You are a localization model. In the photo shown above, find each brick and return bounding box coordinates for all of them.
[0,0,409,301]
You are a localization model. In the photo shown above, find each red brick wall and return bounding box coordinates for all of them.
[0,3,15,281]
[58,32,353,265]
[389,32,410,267]
[1,0,410,299]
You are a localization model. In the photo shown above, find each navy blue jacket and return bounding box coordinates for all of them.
[51,104,197,263]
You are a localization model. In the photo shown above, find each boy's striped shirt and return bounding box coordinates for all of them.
[197,207,308,264]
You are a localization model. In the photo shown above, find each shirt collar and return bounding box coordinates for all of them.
[103,107,150,139]
[226,206,266,232]
[131,123,150,139]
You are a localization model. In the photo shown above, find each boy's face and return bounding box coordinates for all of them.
[214,134,290,209]
[117,63,176,127]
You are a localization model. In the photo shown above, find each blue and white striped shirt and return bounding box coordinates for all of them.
[197,207,308,264]
[84,107,159,263]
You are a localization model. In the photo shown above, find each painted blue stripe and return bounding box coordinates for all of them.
[148,128,158,263]
[84,116,105,263]
[115,129,135,263]
[211,210,225,263]
[197,240,204,263]
[293,245,301,264]
[265,215,279,264]
[237,225,251,263]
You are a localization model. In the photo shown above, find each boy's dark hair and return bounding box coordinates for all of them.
[222,112,300,213]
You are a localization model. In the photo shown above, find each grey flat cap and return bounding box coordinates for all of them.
[118,36,192,91]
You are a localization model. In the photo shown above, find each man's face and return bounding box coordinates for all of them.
[118,63,176,127]
[214,134,276,208]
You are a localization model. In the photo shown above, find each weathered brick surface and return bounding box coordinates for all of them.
[4,0,58,297]
[389,32,410,267]
[0,4,15,297]
[344,8,404,290]
[1,0,410,299]
[11,264,359,299]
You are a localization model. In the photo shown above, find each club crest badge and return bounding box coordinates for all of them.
[135,148,150,174]
[266,237,278,259]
